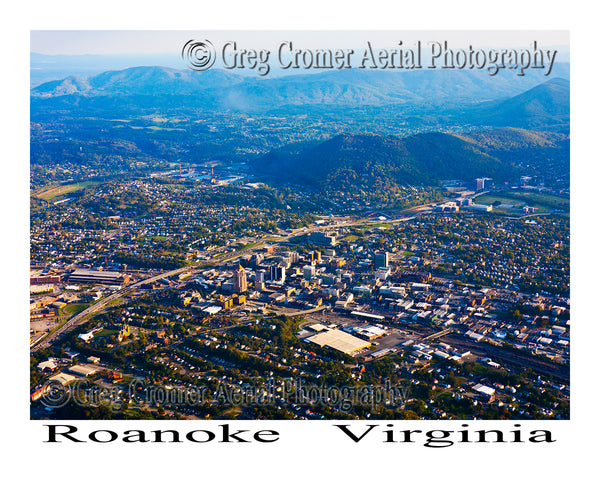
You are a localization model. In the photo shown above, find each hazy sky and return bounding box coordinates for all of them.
[31,30,569,56]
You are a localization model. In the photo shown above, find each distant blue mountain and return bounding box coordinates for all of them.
[31,64,570,112]
[31,66,245,97]
[31,52,185,86]
[464,77,569,128]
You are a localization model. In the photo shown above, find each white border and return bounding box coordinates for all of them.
[4,1,598,477]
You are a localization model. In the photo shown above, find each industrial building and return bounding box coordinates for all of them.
[305,328,371,354]
[68,364,98,377]
[68,268,130,285]
[466,204,493,212]
[30,273,63,285]
[350,310,385,322]
[48,372,78,386]
[434,202,459,213]
[345,324,387,341]
[472,383,496,402]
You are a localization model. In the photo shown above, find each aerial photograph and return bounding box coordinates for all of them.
[29,30,570,421]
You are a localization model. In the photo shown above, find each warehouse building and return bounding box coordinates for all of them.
[305,328,371,355]
[30,274,63,285]
[472,383,496,402]
[68,364,98,377]
[68,268,130,285]
[345,324,387,341]
[48,372,78,386]
[350,310,385,322]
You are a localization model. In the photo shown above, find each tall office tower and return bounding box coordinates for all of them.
[303,264,316,280]
[374,252,389,269]
[255,270,265,291]
[250,253,264,266]
[270,264,286,283]
[233,264,247,292]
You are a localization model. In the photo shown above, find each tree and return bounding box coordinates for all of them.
[510,309,524,322]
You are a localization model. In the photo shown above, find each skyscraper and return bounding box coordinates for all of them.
[303,264,316,280]
[374,252,389,269]
[270,264,286,283]
[233,264,247,292]
[255,270,265,291]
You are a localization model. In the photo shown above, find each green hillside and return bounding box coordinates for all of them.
[255,132,519,191]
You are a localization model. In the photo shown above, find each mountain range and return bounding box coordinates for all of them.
[30,64,570,189]
[31,64,570,113]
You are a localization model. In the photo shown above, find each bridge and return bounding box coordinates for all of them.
[422,328,454,342]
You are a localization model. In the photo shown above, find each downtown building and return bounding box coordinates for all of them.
[233,265,248,293]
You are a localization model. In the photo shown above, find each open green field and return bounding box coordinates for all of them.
[515,191,570,210]
[474,190,569,213]
[343,234,361,242]
[474,194,525,206]
[94,329,120,338]
[61,303,89,317]
[368,222,393,229]
[34,181,99,202]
